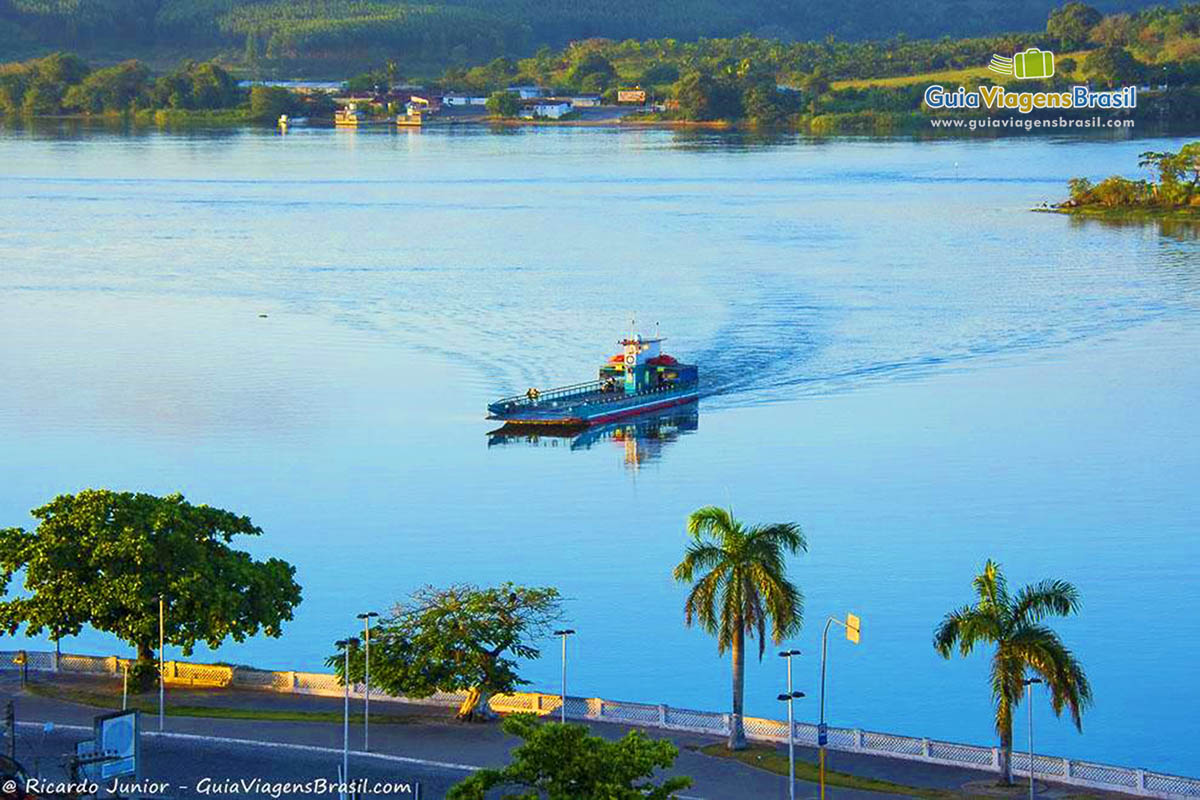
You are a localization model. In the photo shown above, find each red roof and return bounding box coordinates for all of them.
[648,354,678,366]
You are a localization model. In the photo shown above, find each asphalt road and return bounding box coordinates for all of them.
[9,726,460,798]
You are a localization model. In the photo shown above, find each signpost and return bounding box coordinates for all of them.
[819,613,862,800]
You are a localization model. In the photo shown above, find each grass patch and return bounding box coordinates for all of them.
[831,51,1090,90]
[25,682,412,725]
[695,744,1114,799]
[697,743,954,797]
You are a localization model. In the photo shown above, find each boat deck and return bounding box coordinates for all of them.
[488,380,698,424]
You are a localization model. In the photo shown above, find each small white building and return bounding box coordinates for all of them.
[442,93,488,106]
[520,99,572,119]
[568,95,602,107]
[507,85,549,99]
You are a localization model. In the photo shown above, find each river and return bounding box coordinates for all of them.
[1,122,1197,774]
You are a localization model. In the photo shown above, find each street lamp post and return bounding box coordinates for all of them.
[819,613,861,800]
[158,596,165,732]
[336,637,359,796]
[357,612,379,752]
[778,650,802,800]
[1024,677,1043,800]
[552,629,575,724]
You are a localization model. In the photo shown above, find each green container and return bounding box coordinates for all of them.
[1013,48,1054,79]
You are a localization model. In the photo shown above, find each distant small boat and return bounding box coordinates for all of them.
[334,105,366,127]
[487,333,699,426]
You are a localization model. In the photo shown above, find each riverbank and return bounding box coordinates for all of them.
[1036,205,1200,221]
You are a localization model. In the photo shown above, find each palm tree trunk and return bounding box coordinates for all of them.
[998,703,1014,785]
[729,623,746,750]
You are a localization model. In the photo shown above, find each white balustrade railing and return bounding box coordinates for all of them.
[2,649,1195,799]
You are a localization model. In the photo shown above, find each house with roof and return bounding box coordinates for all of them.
[507,85,550,99]
[442,93,489,106]
[519,98,572,119]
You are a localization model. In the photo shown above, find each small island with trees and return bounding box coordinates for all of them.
[1048,141,1200,219]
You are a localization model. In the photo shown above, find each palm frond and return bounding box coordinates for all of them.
[673,543,727,583]
[933,605,1000,657]
[686,506,738,541]
[1009,624,1092,731]
[1011,579,1081,626]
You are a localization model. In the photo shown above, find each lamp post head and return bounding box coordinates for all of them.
[777,693,792,701]
[1024,677,1043,686]
[336,637,360,649]
[553,629,575,637]
[791,691,806,699]
[357,611,379,620]
[778,649,801,658]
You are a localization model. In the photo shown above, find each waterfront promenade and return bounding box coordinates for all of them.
[0,673,1151,800]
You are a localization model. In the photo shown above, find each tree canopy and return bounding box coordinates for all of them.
[673,506,805,749]
[0,490,302,685]
[934,560,1091,784]
[329,583,562,720]
[446,714,693,800]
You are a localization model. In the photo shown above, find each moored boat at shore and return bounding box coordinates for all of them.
[487,333,699,426]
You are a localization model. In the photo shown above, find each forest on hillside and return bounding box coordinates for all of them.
[0,0,1183,75]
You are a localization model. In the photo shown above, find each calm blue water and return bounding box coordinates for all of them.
[1,124,1198,775]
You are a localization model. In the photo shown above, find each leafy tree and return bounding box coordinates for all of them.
[742,80,797,125]
[1139,143,1200,202]
[934,560,1091,785]
[63,60,150,113]
[567,50,615,88]
[250,85,295,121]
[672,70,741,121]
[329,583,561,720]
[1084,45,1143,88]
[801,68,830,114]
[446,714,692,800]
[0,490,302,689]
[486,90,520,117]
[1047,2,1102,49]
[672,506,805,750]
[640,62,680,87]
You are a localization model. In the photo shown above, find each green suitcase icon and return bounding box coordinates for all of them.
[1013,48,1054,79]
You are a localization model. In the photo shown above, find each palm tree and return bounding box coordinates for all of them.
[934,560,1092,785]
[673,506,806,750]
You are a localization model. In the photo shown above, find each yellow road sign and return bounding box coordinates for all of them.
[11,652,25,665]
[846,613,861,644]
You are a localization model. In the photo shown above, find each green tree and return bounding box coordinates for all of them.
[63,60,150,113]
[1047,2,1102,49]
[801,68,830,114]
[329,583,561,720]
[0,490,302,689]
[447,714,692,800]
[934,560,1091,785]
[1140,143,1200,204]
[250,85,295,122]
[1084,45,1143,88]
[567,50,616,88]
[640,62,680,87]
[486,90,520,117]
[672,506,806,750]
[672,70,741,121]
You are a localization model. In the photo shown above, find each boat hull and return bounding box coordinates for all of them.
[488,386,699,426]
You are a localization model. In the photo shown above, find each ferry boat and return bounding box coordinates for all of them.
[487,334,699,426]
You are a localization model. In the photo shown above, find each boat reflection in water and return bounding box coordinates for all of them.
[487,402,699,469]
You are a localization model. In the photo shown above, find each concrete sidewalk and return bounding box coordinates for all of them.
[0,674,1125,799]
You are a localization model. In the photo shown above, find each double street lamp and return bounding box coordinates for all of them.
[357,612,379,751]
[1023,677,1043,800]
[552,629,575,723]
[777,649,803,800]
